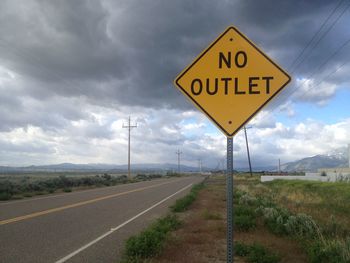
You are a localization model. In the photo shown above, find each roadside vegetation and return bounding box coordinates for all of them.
[121,183,205,262]
[124,174,350,262]
[0,173,166,201]
[264,179,350,230]
[170,183,205,212]
[235,241,280,263]
[122,214,181,262]
[235,174,350,263]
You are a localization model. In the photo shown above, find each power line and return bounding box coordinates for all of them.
[293,43,350,101]
[288,0,346,72]
[290,0,350,74]
[298,59,349,98]
[122,116,137,180]
[288,36,350,101]
[263,1,350,117]
[267,32,350,119]
[283,1,350,102]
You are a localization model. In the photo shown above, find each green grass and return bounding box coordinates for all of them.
[122,214,181,262]
[170,183,205,212]
[234,214,256,231]
[239,179,350,263]
[264,179,350,238]
[234,204,257,231]
[267,180,350,215]
[235,241,280,263]
[234,204,256,216]
[308,239,350,263]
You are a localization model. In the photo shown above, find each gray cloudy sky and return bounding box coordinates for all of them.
[1,0,350,168]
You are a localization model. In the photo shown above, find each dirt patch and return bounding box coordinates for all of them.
[152,175,308,262]
[153,177,227,262]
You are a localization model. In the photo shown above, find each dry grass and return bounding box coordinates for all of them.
[242,179,350,236]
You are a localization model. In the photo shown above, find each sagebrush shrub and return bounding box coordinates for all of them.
[284,213,319,239]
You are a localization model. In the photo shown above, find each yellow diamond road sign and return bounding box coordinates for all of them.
[174,26,291,137]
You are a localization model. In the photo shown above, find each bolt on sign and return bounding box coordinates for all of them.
[174,26,291,137]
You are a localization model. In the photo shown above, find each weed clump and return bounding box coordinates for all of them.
[256,206,290,235]
[234,214,256,231]
[248,243,281,263]
[284,213,319,239]
[239,193,258,206]
[234,241,280,263]
[123,214,181,262]
[323,215,348,238]
[241,181,350,262]
[63,187,72,192]
[171,183,204,212]
[233,189,244,200]
[234,204,257,231]
[235,241,250,256]
[308,239,349,263]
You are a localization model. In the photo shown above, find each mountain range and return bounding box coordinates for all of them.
[0,146,348,173]
[0,162,203,173]
[281,146,349,172]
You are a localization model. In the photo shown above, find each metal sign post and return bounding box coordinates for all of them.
[226,137,234,262]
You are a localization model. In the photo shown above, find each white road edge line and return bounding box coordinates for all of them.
[55,182,193,263]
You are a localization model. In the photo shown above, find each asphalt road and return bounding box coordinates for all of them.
[0,176,203,263]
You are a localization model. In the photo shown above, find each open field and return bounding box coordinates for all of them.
[138,174,350,262]
[0,172,177,201]
[239,177,350,240]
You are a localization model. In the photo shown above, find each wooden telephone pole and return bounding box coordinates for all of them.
[123,116,137,179]
[175,150,182,174]
[243,126,253,176]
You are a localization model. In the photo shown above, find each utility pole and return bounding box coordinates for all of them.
[243,126,253,176]
[123,116,137,180]
[348,143,350,168]
[198,159,202,173]
[175,150,182,174]
[278,158,281,175]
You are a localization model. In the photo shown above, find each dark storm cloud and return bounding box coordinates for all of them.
[0,0,128,81]
[0,0,349,132]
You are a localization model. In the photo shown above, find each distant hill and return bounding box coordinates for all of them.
[2,147,348,174]
[281,147,348,172]
[0,163,202,174]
